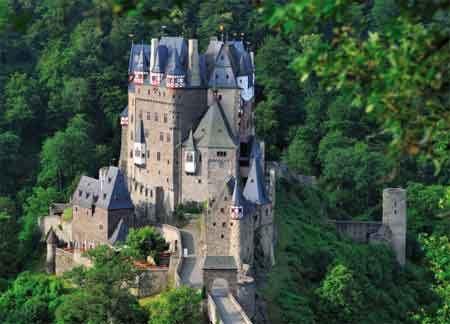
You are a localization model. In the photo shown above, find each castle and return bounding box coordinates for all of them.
[41,35,276,322]
[40,35,407,323]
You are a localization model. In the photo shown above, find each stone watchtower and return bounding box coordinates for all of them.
[46,228,58,274]
[382,188,407,265]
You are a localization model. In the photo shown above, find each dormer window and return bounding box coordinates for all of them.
[79,190,82,197]
[108,177,112,183]
[103,193,107,199]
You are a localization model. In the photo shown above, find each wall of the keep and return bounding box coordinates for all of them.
[205,192,233,256]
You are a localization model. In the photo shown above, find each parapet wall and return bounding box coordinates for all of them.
[159,224,183,287]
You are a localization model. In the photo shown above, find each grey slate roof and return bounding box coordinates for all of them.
[152,45,168,73]
[203,256,237,270]
[222,177,255,217]
[231,178,244,207]
[128,44,150,73]
[135,119,145,144]
[72,167,133,210]
[120,105,128,117]
[184,129,196,151]
[243,156,270,205]
[192,101,237,149]
[109,218,129,245]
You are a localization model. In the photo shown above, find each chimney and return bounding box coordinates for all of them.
[99,167,108,193]
[150,38,159,72]
[188,39,201,87]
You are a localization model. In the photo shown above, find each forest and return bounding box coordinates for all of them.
[0,0,449,323]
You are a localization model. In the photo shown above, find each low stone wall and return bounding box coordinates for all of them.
[330,220,383,243]
[207,294,223,324]
[159,224,183,287]
[134,268,169,298]
[55,249,77,275]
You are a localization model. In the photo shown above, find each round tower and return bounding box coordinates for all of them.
[46,228,58,275]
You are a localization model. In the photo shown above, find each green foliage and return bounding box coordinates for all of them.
[38,115,95,190]
[145,286,202,324]
[0,132,20,195]
[56,245,146,324]
[265,182,431,324]
[269,0,450,170]
[62,207,73,222]
[123,226,169,263]
[0,271,66,324]
[414,235,450,324]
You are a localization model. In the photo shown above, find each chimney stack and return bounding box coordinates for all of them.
[150,38,159,72]
[188,39,201,87]
[99,167,108,193]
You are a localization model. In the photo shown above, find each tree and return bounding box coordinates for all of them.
[55,245,146,324]
[0,197,19,289]
[415,235,450,324]
[38,114,95,190]
[268,0,450,171]
[146,286,202,324]
[316,264,363,323]
[0,271,66,324]
[0,131,20,195]
[123,226,169,263]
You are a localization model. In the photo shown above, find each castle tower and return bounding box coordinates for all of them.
[229,179,247,268]
[119,106,129,175]
[382,188,407,266]
[46,228,57,274]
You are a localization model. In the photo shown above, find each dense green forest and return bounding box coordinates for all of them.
[0,0,448,323]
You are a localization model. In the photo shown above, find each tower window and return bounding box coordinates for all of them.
[230,222,233,226]
[157,152,161,161]
[164,114,168,123]
[213,222,216,226]
[222,222,226,227]
[130,150,133,158]
[221,234,224,239]
[154,113,159,122]
[146,112,151,120]
[160,132,164,141]
[220,208,224,213]
[166,133,171,142]
[99,224,103,230]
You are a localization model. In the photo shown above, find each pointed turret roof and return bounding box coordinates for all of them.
[135,119,145,144]
[108,218,129,245]
[184,129,196,151]
[193,101,237,149]
[120,105,128,117]
[46,228,58,244]
[243,156,270,205]
[231,178,244,207]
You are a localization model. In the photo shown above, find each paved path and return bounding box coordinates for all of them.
[212,294,248,324]
[180,228,203,288]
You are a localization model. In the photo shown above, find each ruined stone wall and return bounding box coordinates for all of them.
[330,220,383,243]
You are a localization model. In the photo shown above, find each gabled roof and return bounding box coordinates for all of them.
[72,167,133,210]
[243,155,270,205]
[120,106,128,117]
[135,119,145,144]
[203,256,237,270]
[128,44,150,73]
[193,101,237,149]
[108,218,129,245]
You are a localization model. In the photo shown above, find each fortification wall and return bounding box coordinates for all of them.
[330,220,383,243]
[133,268,169,298]
[237,274,256,319]
[159,224,183,287]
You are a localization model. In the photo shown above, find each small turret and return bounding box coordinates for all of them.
[166,50,186,88]
[133,119,146,166]
[133,45,149,84]
[188,39,201,87]
[230,179,244,220]
[151,45,168,86]
[184,129,197,174]
[46,228,57,274]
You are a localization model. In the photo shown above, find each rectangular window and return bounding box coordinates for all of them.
[217,151,227,157]
[166,133,171,142]
[160,132,164,141]
[164,114,168,123]
[154,112,159,122]
[146,112,151,120]
[157,152,161,161]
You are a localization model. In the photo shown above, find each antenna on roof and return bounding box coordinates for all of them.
[128,33,135,45]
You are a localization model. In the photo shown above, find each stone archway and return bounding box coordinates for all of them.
[211,278,230,297]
